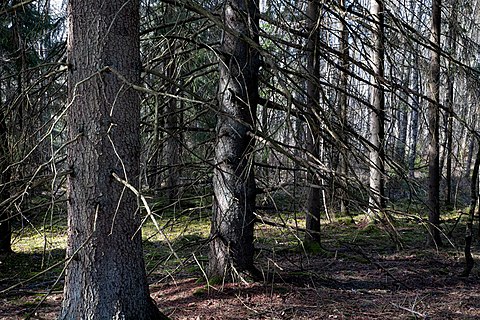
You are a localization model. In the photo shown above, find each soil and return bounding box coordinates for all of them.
[1,247,480,320]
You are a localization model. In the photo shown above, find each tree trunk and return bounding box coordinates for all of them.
[164,57,182,204]
[408,57,420,178]
[465,131,476,178]
[338,0,349,215]
[0,108,11,253]
[406,0,420,180]
[395,78,409,168]
[59,1,166,318]
[427,0,443,246]
[12,0,29,180]
[462,142,480,277]
[304,0,321,244]
[368,0,386,215]
[444,0,458,209]
[208,0,261,281]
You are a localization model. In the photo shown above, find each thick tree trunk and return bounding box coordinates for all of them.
[208,0,261,281]
[427,0,443,246]
[368,0,386,215]
[304,0,321,244]
[59,1,166,319]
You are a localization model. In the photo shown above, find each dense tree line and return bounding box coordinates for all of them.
[2,0,480,317]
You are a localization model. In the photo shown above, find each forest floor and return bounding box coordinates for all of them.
[1,210,480,319]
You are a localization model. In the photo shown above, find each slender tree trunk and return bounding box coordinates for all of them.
[306,139,321,242]
[444,74,454,208]
[59,1,165,318]
[465,131,476,178]
[368,0,386,215]
[427,0,442,246]
[462,142,480,277]
[407,0,421,179]
[304,0,321,244]
[444,0,458,209]
[12,2,26,135]
[395,73,409,168]
[12,1,28,178]
[152,95,164,194]
[338,0,349,215]
[0,107,11,253]
[164,57,182,204]
[260,103,271,186]
[408,57,420,178]
[462,101,478,179]
[208,0,261,281]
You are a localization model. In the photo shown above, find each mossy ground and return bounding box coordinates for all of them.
[1,208,478,319]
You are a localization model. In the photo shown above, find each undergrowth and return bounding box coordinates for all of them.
[0,208,473,317]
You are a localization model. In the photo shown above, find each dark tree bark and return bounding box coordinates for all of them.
[304,0,321,244]
[208,0,261,281]
[0,111,11,253]
[427,0,443,246]
[462,143,480,277]
[59,1,166,319]
[368,0,386,215]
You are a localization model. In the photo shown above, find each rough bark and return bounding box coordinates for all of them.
[368,0,386,215]
[208,0,261,281]
[304,0,321,244]
[59,1,166,319]
[427,0,443,246]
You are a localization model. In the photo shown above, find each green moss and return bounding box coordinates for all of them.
[302,240,322,254]
[195,277,206,284]
[207,275,223,286]
[192,287,207,296]
[337,216,355,225]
